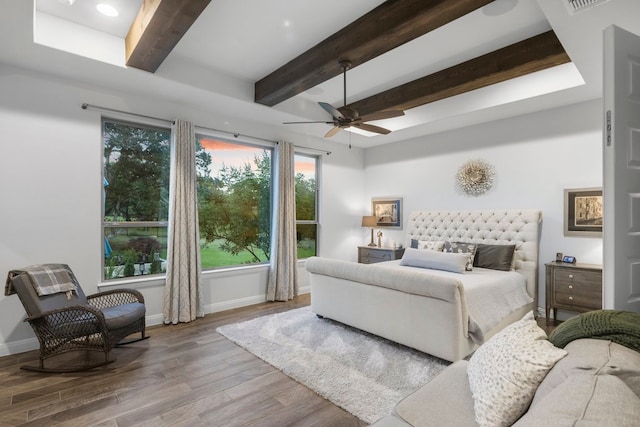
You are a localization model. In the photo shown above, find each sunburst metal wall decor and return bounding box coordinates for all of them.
[456,159,495,196]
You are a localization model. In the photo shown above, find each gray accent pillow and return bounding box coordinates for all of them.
[473,244,516,271]
[444,241,477,271]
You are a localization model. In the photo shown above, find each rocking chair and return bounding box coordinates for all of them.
[5,264,147,372]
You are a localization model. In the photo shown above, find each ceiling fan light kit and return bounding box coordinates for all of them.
[284,60,404,138]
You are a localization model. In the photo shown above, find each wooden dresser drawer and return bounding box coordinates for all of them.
[360,250,392,262]
[358,247,405,264]
[554,269,601,291]
[545,262,602,323]
[554,291,601,310]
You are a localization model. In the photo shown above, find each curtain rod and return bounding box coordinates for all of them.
[81,103,331,155]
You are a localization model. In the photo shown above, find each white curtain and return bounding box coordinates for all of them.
[267,141,298,301]
[163,119,203,323]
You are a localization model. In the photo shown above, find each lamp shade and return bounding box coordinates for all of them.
[361,215,377,227]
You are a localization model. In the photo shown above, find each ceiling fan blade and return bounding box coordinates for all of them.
[324,126,343,138]
[337,106,359,120]
[318,102,344,120]
[360,110,405,122]
[354,123,391,135]
[283,121,334,124]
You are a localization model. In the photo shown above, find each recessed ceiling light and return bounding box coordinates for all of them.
[96,4,119,17]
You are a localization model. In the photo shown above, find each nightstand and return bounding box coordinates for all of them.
[358,246,405,264]
[545,262,602,323]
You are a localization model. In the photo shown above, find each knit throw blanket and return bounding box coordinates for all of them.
[5,264,77,297]
[549,310,640,353]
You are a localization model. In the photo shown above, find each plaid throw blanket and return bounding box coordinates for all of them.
[5,264,77,297]
[548,310,640,353]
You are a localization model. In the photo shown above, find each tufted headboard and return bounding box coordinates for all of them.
[406,209,542,302]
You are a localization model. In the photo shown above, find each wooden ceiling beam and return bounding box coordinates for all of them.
[344,30,571,117]
[125,0,211,73]
[254,0,494,107]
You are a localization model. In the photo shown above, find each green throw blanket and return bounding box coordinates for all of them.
[549,310,640,353]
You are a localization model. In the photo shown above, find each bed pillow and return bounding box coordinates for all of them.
[410,239,445,251]
[444,242,477,271]
[400,248,468,273]
[467,311,567,427]
[473,244,516,271]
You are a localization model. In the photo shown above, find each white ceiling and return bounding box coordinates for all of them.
[2,0,640,148]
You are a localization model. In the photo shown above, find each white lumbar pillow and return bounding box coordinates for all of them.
[467,311,567,427]
[399,248,468,273]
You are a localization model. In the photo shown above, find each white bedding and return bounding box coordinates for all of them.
[305,257,532,344]
[384,261,532,342]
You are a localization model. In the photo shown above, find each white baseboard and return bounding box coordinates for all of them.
[146,286,311,326]
[204,286,310,315]
[0,287,312,356]
[0,337,38,357]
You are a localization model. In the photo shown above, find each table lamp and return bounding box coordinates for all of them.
[361,215,377,247]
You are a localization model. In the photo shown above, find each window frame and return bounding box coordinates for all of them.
[195,132,274,271]
[294,152,320,259]
[101,117,171,281]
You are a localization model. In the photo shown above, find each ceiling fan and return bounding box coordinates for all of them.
[284,60,405,138]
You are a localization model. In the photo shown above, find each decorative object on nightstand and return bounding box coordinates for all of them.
[545,262,602,324]
[358,246,405,264]
[361,215,377,247]
[377,230,383,248]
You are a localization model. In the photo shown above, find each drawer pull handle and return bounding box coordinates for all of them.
[568,274,574,279]
[569,296,574,301]
[569,285,573,290]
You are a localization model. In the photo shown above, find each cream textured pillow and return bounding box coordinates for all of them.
[467,312,567,427]
[417,240,445,251]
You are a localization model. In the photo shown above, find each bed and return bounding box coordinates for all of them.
[306,209,542,362]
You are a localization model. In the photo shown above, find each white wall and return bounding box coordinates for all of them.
[0,61,604,355]
[362,99,604,314]
[0,64,365,355]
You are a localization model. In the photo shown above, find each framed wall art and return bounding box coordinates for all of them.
[372,197,402,229]
[564,187,603,237]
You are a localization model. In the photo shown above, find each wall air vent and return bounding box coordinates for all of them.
[566,0,611,15]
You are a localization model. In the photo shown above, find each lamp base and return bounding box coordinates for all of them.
[368,228,376,246]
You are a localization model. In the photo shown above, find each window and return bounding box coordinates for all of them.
[295,154,318,258]
[102,120,171,280]
[196,136,272,269]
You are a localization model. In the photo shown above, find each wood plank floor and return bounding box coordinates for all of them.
[0,294,366,427]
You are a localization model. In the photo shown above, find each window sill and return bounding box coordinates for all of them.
[201,263,269,279]
[98,259,309,289]
[98,274,165,290]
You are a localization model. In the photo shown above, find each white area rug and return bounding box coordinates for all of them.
[216,306,450,423]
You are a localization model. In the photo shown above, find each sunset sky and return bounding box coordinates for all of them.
[198,138,316,178]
